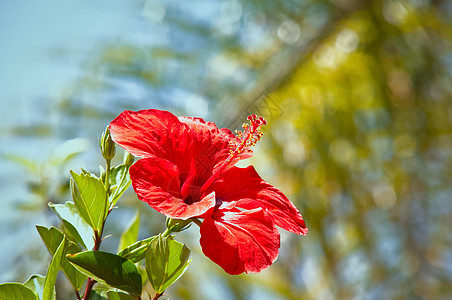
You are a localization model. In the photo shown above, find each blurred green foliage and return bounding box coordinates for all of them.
[264,2,452,299]
[2,0,452,299]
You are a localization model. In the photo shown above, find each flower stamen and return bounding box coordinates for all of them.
[229,114,267,157]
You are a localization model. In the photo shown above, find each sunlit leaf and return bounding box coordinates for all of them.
[60,219,89,250]
[36,226,63,254]
[36,226,87,290]
[0,283,38,300]
[118,211,140,252]
[91,283,110,298]
[42,237,65,300]
[145,234,191,293]
[70,170,108,231]
[24,275,55,300]
[48,202,94,250]
[117,236,157,263]
[137,265,147,286]
[67,251,142,296]
[108,165,125,187]
[109,164,131,207]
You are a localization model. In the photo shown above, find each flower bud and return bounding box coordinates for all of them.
[124,151,135,168]
[100,126,116,160]
[166,217,192,233]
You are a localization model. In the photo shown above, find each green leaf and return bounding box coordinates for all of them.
[118,211,140,252]
[92,283,110,298]
[24,275,55,300]
[109,165,131,208]
[90,290,108,300]
[117,236,157,263]
[43,237,65,300]
[48,202,94,249]
[106,291,136,300]
[36,226,87,290]
[61,219,89,249]
[70,170,108,231]
[137,265,148,286]
[145,235,192,294]
[36,226,64,254]
[108,165,124,187]
[0,283,38,300]
[67,251,142,296]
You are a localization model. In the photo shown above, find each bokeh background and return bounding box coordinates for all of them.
[1,0,452,299]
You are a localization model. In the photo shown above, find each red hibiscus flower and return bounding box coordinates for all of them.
[110,109,307,275]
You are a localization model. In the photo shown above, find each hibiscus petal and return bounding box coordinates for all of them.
[179,117,251,176]
[130,158,216,220]
[200,204,280,275]
[110,109,193,174]
[209,166,308,236]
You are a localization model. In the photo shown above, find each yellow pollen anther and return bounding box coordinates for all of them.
[228,114,267,156]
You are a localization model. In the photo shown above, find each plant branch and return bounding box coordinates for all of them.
[82,278,96,300]
[82,230,102,300]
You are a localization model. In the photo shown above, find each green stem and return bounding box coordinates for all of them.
[192,218,202,227]
[104,159,111,194]
[161,227,172,237]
